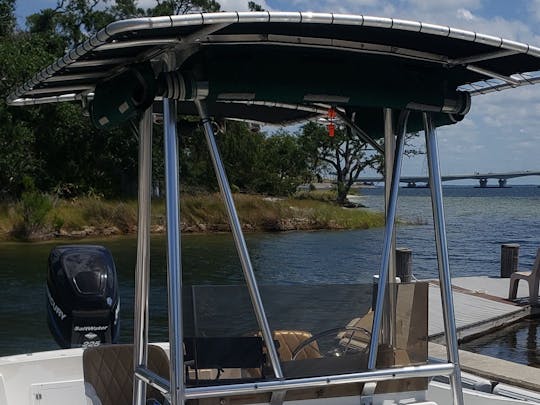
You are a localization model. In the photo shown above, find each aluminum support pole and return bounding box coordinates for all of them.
[133,108,153,405]
[423,112,464,405]
[185,363,454,400]
[194,100,284,381]
[382,108,396,348]
[163,99,185,405]
[335,109,384,154]
[368,110,409,370]
[137,363,455,401]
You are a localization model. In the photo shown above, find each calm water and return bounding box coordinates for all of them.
[1,185,539,364]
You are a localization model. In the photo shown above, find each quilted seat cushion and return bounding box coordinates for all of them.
[273,330,321,361]
[83,344,169,405]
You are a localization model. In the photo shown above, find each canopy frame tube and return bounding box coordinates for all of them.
[163,98,185,405]
[381,108,397,349]
[423,112,464,405]
[194,99,284,384]
[368,109,410,369]
[135,363,455,400]
[133,107,153,405]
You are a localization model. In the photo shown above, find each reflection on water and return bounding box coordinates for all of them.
[460,318,540,368]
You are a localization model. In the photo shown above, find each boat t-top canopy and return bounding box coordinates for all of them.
[7,12,540,133]
[7,12,540,405]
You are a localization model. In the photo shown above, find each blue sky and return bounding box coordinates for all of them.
[16,0,540,184]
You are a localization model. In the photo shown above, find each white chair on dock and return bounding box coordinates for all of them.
[508,247,540,301]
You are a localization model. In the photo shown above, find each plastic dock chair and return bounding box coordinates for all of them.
[508,248,540,301]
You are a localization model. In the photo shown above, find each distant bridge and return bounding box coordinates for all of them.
[356,170,540,188]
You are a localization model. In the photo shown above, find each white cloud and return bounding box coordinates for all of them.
[529,0,540,23]
[282,1,539,43]
[137,0,158,9]
[456,8,475,21]
[404,0,482,12]
[290,0,380,10]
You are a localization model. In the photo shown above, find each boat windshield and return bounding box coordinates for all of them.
[181,281,428,390]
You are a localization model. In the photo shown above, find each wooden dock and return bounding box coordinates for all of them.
[428,276,534,342]
[427,275,540,393]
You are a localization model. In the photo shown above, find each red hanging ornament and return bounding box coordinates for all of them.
[327,108,336,120]
[328,123,335,137]
[327,108,336,137]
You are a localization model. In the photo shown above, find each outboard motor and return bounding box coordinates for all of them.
[46,245,120,349]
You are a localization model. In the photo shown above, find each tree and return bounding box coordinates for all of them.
[299,121,378,205]
[151,0,220,15]
[0,27,60,197]
[248,2,264,11]
[3,0,332,200]
[15,0,227,198]
[109,0,145,19]
[0,0,16,37]
[26,0,114,47]
[255,131,308,195]
[217,121,265,192]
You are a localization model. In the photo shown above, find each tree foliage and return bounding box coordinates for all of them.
[26,0,114,47]
[0,0,16,37]
[150,0,220,16]
[174,122,308,196]
[299,122,379,204]
[248,2,264,11]
[0,0,390,204]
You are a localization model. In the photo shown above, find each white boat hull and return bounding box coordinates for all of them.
[1,347,535,405]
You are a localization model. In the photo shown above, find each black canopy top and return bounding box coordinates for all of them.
[7,12,540,126]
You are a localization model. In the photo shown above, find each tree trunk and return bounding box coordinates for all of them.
[336,181,349,205]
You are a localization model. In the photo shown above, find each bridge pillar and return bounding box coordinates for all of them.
[498,178,507,188]
[479,178,488,188]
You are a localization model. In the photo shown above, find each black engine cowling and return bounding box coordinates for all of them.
[46,245,120,349]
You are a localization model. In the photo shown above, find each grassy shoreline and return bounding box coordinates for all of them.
[0,193,385,241]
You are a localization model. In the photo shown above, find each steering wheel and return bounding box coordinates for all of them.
[291,326,372,360]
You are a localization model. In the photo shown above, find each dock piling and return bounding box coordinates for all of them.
[501,244,520,278]
[396,247,413,282]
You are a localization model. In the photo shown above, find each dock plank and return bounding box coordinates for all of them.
[430,342,540,393]
[427,276,540,392]
[427,276,532,341]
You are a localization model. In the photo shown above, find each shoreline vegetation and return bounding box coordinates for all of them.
[0,191,385,242]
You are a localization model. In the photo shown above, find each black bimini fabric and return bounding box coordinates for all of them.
[7,12,540,130]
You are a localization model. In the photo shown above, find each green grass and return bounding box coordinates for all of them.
[0,193,385,241]
[0,203,11,237]
[279,198,384,230]
[293,190,337,202]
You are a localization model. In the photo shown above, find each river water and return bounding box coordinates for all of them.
[1,185,539,365]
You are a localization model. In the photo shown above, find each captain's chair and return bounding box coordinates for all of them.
[83,344,169,405]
